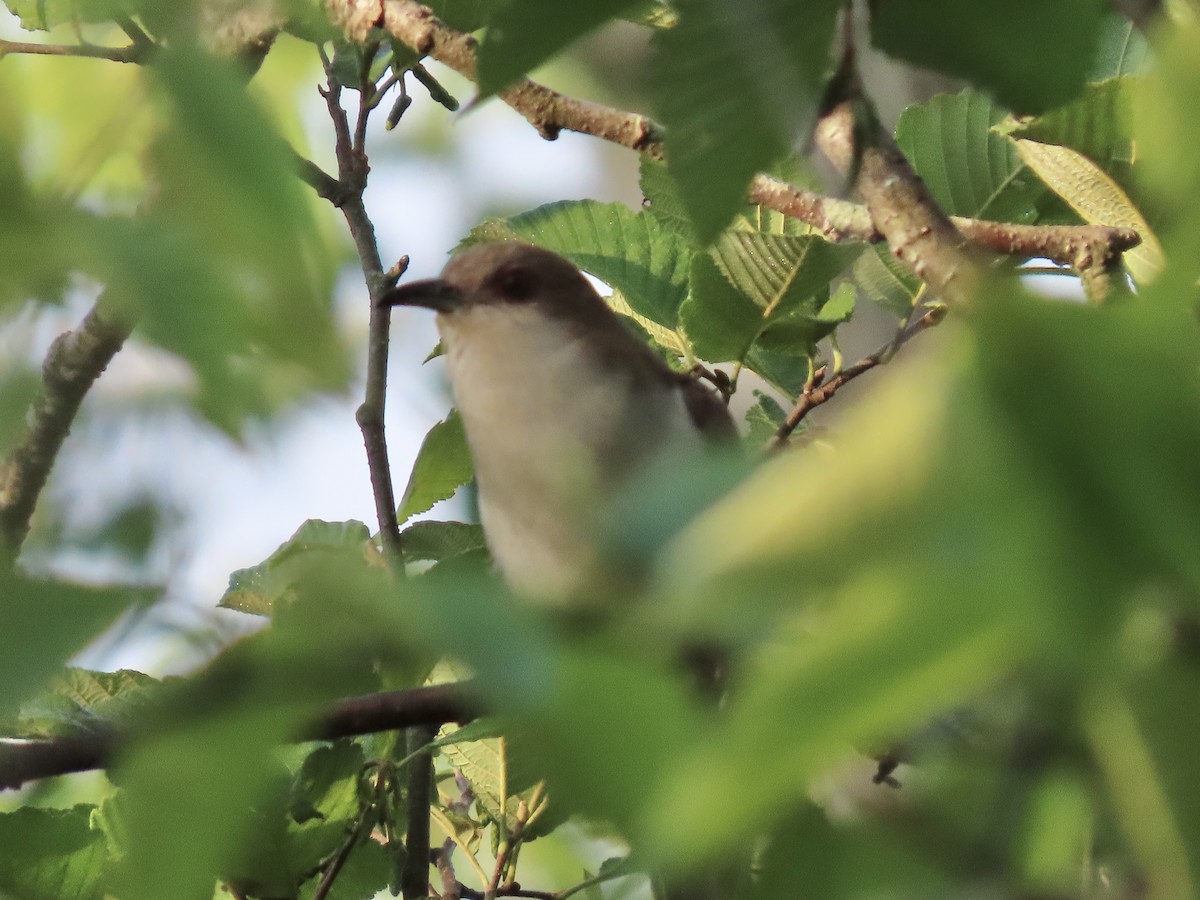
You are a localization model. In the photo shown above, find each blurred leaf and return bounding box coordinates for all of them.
[13,668,161,739]
[125,46,350,429]
[1005,78,1137,182]
[0,805,106,900]
[1090,12,1152,79]
[1015,139,1163,283]
[400,519,486,563]
[870,0,1106,114]
[468,200,692,328]
[0,573,134,721]
[425,0,492,32]
[507,648,701,835]
[477,0,642,94]
[1084,687,1195,898]
[220,519,376,616]
[852,244,923,317]
[398,410,474,524]
[680,233,861,363]
[4,0,128,29]
[895,90,1046,222]
[653,0,841,241]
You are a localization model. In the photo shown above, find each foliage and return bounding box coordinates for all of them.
[0,2,1195,900]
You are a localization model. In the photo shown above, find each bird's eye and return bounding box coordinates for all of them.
[487,265,536,301]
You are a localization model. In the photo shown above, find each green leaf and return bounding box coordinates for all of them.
[639,157,695,245]
[1089,12,1152,80]
[743,391,789,450]
[397,410,474,524]
[0,805,107,900]
[1014,139,1163,283]
[467,200,692,328]
[400,520,487,563]
[853,244,923,317]
[425,0,492,32]
[742,345,811,397]
[220,520,376,616]
[477,0,642,94]
[13,668,161,739]
[4,0,126,30]
[0,573,134,721]
[895,90,1045,222]
[680,233,862,363]
[870,0,1107,114]
[1004,78,1137,181]
[652,0,841,241]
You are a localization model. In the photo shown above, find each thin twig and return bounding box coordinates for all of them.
[769,305,948,449]
[314,771,382,900]
[0,681,477,790]
[0,37,149,63]
[316,54,405,565]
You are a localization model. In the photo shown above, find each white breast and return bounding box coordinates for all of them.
[437,305,700,599]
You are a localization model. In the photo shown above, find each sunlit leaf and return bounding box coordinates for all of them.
[1004,78,1137,181]
[1015,139,1163,283]
[220,519,376,616]
[680,233,861,363]
[468,200,692,328]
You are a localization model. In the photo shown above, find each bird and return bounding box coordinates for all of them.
[380,241,736,602]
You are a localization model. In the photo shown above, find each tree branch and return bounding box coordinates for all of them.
[0,301,133,555]
[352,0,1139,279]
[0,681,477,790]
[0,37,150,63]
[315,54,406,566]
[769,305,948,450]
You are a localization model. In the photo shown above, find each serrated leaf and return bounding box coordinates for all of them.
[220,519,375,616]
[467,200,691,328]
[870,0,1107,114]
[743,391,789,450]
[0,805,106,900]
[400,520,486,563]
[853,244,923,317]
[653,0,841,241]
[1005,79,1137,182]
[14,668,161,739]
[1015,139,1163,283]
[896,90,1045,222]
[606,289,691,362]
[477,0,642,94]
[639,157,695,244]
[680,233,861,364]
[397,410,474,524]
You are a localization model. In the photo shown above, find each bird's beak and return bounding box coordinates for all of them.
[377,278,465,312]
